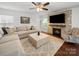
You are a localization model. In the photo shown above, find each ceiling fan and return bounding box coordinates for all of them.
[30,2,49,12]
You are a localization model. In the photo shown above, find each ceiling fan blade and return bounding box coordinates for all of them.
[32,2,36,6]
[43,2,49,6]
[42,8,48,10]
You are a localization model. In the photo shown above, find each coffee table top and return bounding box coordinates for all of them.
[29,33,48,41]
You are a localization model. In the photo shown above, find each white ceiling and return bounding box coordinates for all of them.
[0,2,79,15]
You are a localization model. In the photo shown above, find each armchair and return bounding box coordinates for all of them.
[61,28,79,43]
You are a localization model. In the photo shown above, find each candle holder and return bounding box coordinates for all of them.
[37,31,40,36]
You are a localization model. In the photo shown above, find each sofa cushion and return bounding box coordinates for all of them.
[26,30,38,34]
[0,34,18,44]
[16,30,38,39]
[16,26,27,31]
[26,25,31,30]
[16,31,27,35]
[16,31,28,39]
[6,27,16,34]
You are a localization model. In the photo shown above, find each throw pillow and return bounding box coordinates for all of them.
[72,28,79,35]
[30,26,35,30]
[2,27,9,35]
[30,26,33,30]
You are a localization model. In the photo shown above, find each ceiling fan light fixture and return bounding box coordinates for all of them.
[31,2,49,12]
[36,8,40,12]
[37,8,43,12]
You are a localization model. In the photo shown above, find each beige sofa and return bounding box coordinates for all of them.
[0,25,38,55]
[6,25,39,39]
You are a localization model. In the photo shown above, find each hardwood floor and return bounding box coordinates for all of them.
[55,42,79,56]
[43,32,79,56]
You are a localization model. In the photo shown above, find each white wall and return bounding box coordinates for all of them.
[72,6,79,28]
[2,6,79,30]
[0,8,40,28]
[30,14,41,29]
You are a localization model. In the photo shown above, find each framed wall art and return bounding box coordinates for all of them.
[20,16,30,24]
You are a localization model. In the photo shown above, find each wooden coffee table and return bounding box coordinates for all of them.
[28,33,49,48]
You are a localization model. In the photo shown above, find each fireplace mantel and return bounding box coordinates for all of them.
[49,23,66,27]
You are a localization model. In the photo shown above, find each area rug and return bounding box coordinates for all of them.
[20,36,64,56]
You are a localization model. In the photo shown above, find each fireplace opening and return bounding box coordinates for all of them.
[53,28,61,38]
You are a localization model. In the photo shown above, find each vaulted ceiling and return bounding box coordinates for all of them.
[0,2,79,15]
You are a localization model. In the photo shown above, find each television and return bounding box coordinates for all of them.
[49,13,65,23]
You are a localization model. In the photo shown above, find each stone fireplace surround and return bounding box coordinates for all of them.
[48,10,72,38]
[50,26,66,38]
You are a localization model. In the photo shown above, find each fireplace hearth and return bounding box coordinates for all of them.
[53,28,61,38]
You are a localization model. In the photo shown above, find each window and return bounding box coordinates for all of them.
[41,17,48,27]
[0,15,14,27]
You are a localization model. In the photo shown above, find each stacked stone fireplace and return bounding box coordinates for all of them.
[48,10,72,38]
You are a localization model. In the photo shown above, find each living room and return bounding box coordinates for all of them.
[0,2,79,56]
